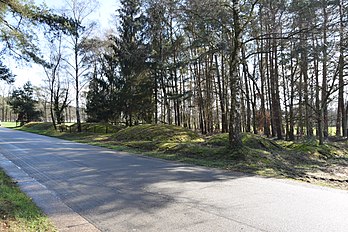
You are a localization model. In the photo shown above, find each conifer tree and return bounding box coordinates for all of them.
[115,0,152,126]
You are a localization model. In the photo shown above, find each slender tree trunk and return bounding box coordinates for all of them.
[300,30,313,138]
[266,39,275,137]
[242,49,251,133]
[258,26,270,137]
[215,54,227,133]
[337,0,346,137]
[252,81,258,134]
[161,71,170,124]
[322,3,329,138]
[289,53,295,141]
[1,95,4,121]
[281,59,289,140]
[272,33,283,140]
[229,0,242,146]
[154,72,158,124]
[298,57,303,138]
[205,55,214,133]
[74,38,82,132]
[196,59,206,134]
[314,37,323,144]
[214,74,220,132]
[50,94,56,130]
[240,76,246,132]
[223,54,229,132]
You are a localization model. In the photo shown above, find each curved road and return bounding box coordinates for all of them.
[0,127,347,232]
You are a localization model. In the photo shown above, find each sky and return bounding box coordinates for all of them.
[9,0,119,88]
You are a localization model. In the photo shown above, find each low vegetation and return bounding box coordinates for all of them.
[0,169,55,232]
[6,122,348,190]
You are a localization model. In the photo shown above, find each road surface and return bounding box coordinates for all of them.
[0,127,347,232]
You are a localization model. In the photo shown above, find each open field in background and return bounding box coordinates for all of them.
[1,122,17,128]
[4,122,347,191]
[0,169,55,232]
[293,127,337,137]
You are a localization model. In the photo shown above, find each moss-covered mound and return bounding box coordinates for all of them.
[69,123,124,133]
[242,133,282,150]
[281,139,346,159]
[21,122,54,131]
[113,124,200,142]
[207,133,281,150]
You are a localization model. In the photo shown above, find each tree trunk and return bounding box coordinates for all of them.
[300,30,313,138]
[228,0,242,147]
[215,54,227,133]
[322,3,329,138]
[258,36,269,137]
[75,38,82,132]
[271,33,283,140]
[337,0,346,137]
[242,49,251,133]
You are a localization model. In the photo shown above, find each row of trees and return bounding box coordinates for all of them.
[84,0,347,145]
[1,81,83,124]
[1,0,347,146]
[7,82,41,124]
[1,0,96,130]
[0,84,16,122]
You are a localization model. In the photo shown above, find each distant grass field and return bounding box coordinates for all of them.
[1,122,18,128]
[0,169,56,231]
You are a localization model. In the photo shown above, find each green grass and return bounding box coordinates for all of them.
[113,124,201,142]
[0,169,56,232]
[293,127,337,137]
[1,122,18,128]
[21,122,55,131]
[69,123,124,134]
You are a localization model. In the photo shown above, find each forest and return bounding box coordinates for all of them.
[0,0,347,146]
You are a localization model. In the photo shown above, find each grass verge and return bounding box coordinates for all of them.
[0,169,55,232]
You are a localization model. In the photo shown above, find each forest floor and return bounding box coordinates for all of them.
[7,122,348,191]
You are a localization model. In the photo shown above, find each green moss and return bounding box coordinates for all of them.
[112,124,200,142]
[123,141,158,150]
[207,133,281,150]
[241,133,281,150]
[206,133,229,146]
[283,140,338,159]
[69,123,124,133]
[21,122,54,131]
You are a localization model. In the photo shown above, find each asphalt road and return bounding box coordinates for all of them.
[0,127,348,232]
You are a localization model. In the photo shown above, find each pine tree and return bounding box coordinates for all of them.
[115,0,152,126]
[8,82,42,125]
